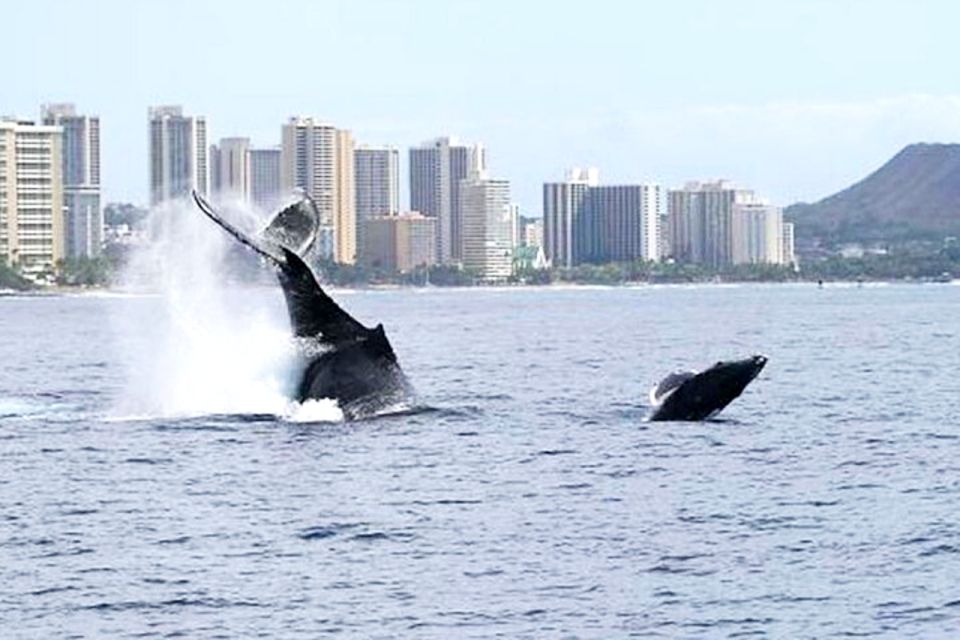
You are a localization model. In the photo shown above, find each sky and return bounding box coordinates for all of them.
[4,0,960,214]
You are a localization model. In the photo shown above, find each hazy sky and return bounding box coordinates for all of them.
[5,0,959,213]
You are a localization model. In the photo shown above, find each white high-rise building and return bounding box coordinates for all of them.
[41,104,101,258]
[509,203,521,250]
[148,106,208,206]
[248,146,282,212]
[460,171,513,282]
[542,167,599,268]
[281,117,355,263]
[354,145,399,260]
[409,136,486,264]
[0,119,65,278]
[523,218,544,248]
[209,137,250,198]
[641,184,662,261]
[731,202,785,264]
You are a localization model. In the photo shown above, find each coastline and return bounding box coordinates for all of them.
[3,277,956,298]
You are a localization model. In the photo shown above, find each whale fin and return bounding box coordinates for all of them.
[649,370,696,406]
[277,247,370,345]
[192,191,285,265]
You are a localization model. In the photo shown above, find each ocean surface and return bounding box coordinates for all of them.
[2,283,960,638]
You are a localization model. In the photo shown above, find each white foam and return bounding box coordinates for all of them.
[0,397,43,417]
[284,398,345,423]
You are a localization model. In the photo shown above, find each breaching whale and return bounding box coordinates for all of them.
[648,355,767,421]
[192,191,413,420]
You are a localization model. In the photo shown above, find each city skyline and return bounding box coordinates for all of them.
[5,1,960,213]
[0,101,796,280]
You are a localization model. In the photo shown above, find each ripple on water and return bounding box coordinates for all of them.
[298,523,361,540]
[4,285,960,637]
[78,597,266,612]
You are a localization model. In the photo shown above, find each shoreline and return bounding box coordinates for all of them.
[3,277,956,298]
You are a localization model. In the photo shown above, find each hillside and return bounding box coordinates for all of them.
[785,143,960,243]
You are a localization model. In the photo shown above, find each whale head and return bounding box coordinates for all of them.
[695,355,767,408]
[706,354,767,389]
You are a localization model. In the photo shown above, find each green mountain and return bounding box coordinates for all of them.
[785,143,960,243]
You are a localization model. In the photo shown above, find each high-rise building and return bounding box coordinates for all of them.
[658,212,671,260]
[0,119,65,278]
[248,146,282,212]
[41,104,101,258]
[281,117,355,263]
[646,187,664,261]
[578,184,662,264]
[209,137,250,198]
[509,203,521,249]
[354,145,399,261]
[460,172,513,282]
[667,180,759,268]
[409,136,485,264]
[544,170,659,265]
[542,168,598,268]
[522,218,544,248]
[363,213,436,272]
[334,129,355,264]
[355,146,399,217]
[782,222,796,267]
[731,202,784,264]
[148,106,208,206]
[667,187,702,264]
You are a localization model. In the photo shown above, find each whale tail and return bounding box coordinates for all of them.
[191,191,383,350]
[191,191,410,420]
[191,190,320,267]
[258,193,320,258]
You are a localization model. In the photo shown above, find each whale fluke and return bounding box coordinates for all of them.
[192,191,284,264]
[261,197,320,258]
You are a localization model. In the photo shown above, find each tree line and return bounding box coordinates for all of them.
[2,244,957,291]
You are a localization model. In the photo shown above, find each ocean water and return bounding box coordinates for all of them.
[2,283,960,638]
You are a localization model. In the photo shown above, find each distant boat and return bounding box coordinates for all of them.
[934,272,953,283]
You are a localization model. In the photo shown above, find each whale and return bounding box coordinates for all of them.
[648,355,767,421]
[192,191,413,419]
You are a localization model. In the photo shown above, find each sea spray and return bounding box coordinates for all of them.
[285,398,345,423]
[110,198,322,419]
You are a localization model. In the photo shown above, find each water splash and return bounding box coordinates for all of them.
[284,399,345,423]
[111,198,300,419]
